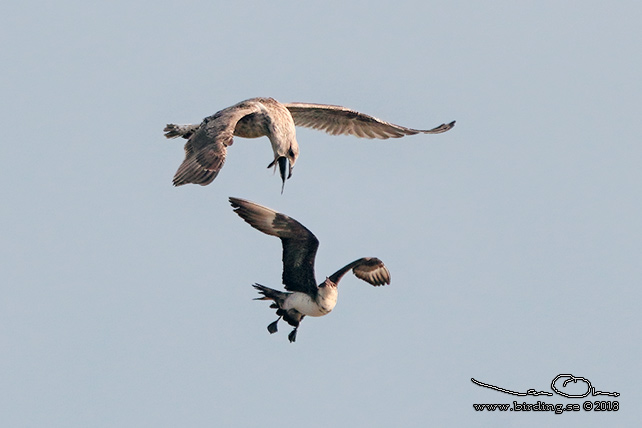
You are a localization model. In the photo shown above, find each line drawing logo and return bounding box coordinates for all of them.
[471,374,619,398]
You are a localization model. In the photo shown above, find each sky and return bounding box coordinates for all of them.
[1,1,640,427]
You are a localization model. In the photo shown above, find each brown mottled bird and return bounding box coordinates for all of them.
[229,197,391,342]
[165,97,455,192]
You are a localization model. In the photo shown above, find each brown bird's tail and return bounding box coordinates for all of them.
[163,123,200,139]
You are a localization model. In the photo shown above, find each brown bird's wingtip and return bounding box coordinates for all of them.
[423,120,457,134]
[440,120,456,131]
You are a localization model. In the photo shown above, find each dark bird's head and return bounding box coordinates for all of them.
[320,277,338,288]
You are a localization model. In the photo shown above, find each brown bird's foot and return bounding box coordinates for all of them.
[288,328,298,343]
[267,317,280,334]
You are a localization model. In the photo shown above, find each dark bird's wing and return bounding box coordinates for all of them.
[284,102,455,139]
[328,257,391,286]
[171,102,262,186]
[229,197,320,296]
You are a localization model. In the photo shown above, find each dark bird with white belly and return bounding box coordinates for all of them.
[165,97,455,192]
[229,197,391,342]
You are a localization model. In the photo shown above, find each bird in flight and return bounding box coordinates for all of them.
[229,197,391,342]
[165,97,455,192]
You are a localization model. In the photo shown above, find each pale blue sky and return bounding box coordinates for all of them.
[2,1,640,427]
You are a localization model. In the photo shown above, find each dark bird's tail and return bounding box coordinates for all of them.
[252,284,302,342]
[252,284,289,308]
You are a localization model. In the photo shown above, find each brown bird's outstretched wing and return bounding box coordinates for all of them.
[170,102,263,186]
[328,257,391,286]
[284,102,455,139]
[229,197,320,296]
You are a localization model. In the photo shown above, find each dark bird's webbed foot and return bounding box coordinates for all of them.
[288,328,298,343]
[267,317,281,334]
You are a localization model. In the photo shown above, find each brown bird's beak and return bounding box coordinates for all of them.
[278,157,288,194]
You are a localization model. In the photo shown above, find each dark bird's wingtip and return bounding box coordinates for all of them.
[229,196,243,208]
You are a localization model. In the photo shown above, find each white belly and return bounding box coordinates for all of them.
[284,289,338,317]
